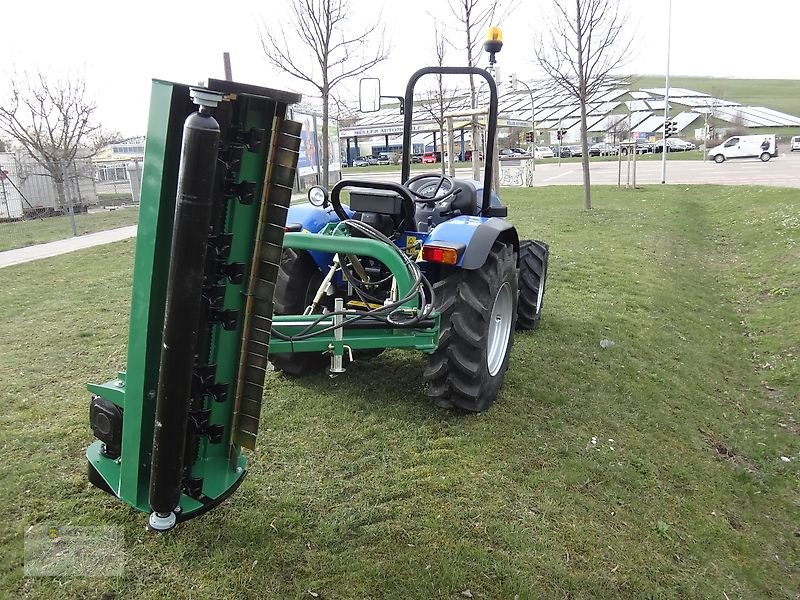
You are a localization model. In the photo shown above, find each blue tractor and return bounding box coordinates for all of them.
[268,65,549,412]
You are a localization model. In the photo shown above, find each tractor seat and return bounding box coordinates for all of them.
[349,189,415,237]
[449,179,478,216]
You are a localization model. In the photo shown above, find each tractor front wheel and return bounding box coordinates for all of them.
[424,241,517,412]
[269,248,328,376]
[517,240,549,330]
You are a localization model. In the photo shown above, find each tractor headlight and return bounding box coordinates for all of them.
[308,185,329,207]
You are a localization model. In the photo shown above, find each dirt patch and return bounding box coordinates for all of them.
[699,428,760,474]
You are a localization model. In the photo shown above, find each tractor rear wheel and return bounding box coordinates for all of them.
[517,240,549,330]
[424,241,517,412]
[269,248,328,376]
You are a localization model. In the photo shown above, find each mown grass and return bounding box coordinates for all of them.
[0,207,139,253]
[0,185,798,599]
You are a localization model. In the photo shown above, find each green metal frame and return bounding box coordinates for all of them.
[87,79,294,519]
[269,230,440,355]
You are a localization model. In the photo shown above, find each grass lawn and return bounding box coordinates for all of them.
[0,207,139,253]
[0,185,798,599]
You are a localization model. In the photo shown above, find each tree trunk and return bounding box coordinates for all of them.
[575,0,592,210]
[579,100,591,210]
[439,124,446,175]
[54,173,67,208]
[322,84,330,188]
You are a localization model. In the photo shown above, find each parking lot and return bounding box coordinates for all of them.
[345,151,800,188]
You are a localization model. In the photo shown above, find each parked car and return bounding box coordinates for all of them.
[534,146,554,159]
[499,148,530,158]
[550,145,572,158]
[568,145,582,157]
[367,156,380,165]
[653,138,693,153]
[620,141,653,155]
[376,152,391,165]
[791,136,800,152]
[422,151,440,164]
[410,154,423,163]
[464,150,484,161]
[589,142,617,156]
[708,134,777,163]
[352,157,370,167]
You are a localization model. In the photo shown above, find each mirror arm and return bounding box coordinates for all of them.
[381,95,405,115]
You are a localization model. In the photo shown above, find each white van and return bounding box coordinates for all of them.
[791,136,800,152]
[708,134,776,163]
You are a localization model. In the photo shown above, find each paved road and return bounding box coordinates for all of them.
[343,151,800,188]
[0,225,137,269]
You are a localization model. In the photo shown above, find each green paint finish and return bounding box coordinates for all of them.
[283,232,419,310]
[86,79,299,521]
[87,380,125,408]
[269,317,439,354]
[85,80,191,509]
[203,96,279,498]
[270,231,440,356]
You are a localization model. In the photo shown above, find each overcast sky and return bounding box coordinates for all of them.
[2,0,798,136]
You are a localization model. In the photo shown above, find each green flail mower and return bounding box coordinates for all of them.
[87,41,549,530]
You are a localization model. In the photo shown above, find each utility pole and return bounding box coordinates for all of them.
[222,52,233,81]
[558,119,563,168]
[660,0,672,184]
[510,74,536,173]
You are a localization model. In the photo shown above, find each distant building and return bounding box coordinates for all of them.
[0,151,96,220]
[94,137,146,183]
[338,79,800,153]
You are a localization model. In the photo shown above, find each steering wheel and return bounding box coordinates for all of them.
[329,179,417,231]
[405,173,456,203]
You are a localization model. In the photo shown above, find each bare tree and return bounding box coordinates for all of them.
[0,71,116,209]
[606,114,629,145]
[419,23,461,175]
[535,0,632,209]
[260,0,388,187]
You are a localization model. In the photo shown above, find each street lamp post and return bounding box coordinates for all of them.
[661,0,673,184]
[510,75,536,173]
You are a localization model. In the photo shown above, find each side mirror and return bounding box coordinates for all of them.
[307,185,329,208]
[359,78,381,113]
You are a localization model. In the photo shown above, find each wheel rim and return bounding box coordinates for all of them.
[535,271,546,315]
[487,282,513,377]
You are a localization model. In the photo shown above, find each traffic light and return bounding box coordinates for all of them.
[664,120,677,138]
[556,130,562,141]
[524,131,534,143]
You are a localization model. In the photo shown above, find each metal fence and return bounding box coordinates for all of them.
[0,152,140,254]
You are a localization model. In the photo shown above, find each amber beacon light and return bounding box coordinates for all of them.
[484,27,503,63]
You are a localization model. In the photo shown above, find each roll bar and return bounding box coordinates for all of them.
[400,67,498,213]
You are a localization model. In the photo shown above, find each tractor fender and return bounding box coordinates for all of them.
[285,202,353,272]
[426,216,519,269]
[286,202,351,233]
